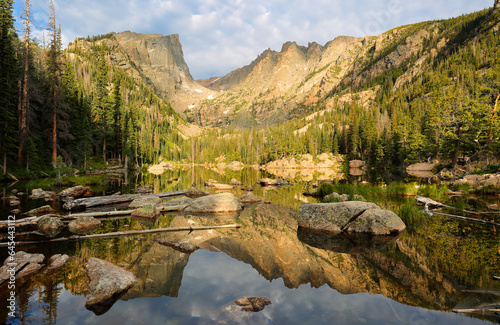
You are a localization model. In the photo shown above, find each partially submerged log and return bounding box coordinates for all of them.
[0,224,241,247]
[63,190,191,210]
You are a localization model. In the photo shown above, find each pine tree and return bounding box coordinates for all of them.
[48,0,61,165]
[18,0,32,164]
[0,0,18,174]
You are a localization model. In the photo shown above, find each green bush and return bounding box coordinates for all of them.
[316,183,335,197]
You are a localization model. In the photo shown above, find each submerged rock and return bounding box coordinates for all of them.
[298,201,379,233]
[128,196,160,208]
[0,251,45,285]
[184,189,209,198]
[234,297,272,312]
[153,239,199,254]
[298,201,405,235]
[131,204,158,219]
[37,215,65,237]
[239,192,262,204]
[84,257,137,315]
[68,216,102,235]
[347,209,406,235]
[183,193,242,214]
[47,254,70,269]
[26,205,55,216]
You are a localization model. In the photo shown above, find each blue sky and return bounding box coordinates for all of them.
[13,0,493,79]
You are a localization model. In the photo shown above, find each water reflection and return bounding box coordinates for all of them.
[0,167,499,324]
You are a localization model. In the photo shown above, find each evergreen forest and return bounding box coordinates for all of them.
[1,1,500,180]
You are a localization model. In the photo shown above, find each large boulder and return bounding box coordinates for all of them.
[84,257,137,315]
[348,209,406,235]
[68,217,102,235]
[298,201,379,233]
[183,193,242,214]
[37,215,65,237]
[298,201,405,235]
[131,204,158,219]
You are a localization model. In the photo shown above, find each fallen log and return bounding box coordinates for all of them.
[0,224,241,247]
[63,190,190,210]
[494,276,500,281]
[0,205,187,230]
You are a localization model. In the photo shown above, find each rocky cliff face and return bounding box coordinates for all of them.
[185,24,437,128]
[113,31,216,114]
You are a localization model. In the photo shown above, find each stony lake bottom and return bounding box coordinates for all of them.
[0,167,499,325]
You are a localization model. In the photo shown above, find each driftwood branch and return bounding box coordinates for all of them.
[429,211,500,227]
[0,224,241,247]
[0,205,187,231]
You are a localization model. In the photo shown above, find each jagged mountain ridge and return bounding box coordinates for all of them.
[66,3,500,132]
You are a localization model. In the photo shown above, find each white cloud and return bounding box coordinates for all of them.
[16,0,493,79]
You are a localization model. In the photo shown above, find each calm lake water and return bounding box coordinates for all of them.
[1,166,499,324]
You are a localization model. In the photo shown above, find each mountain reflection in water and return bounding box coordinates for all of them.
[0,167,499,324]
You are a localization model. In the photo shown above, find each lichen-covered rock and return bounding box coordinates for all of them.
[68,216,102,234]
[183,193,242,214]
[128,196,160,208]
[84,257,137,315]
[239,192,262,204]
[298,201,379,233]
[131,204,158,219]
[0,251,45,285]
[347,208,406,235]
[298,201,405,235]
[324,192,349,202]
[37,215,65,237]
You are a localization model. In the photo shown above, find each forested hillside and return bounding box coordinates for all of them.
[1,1,499,178]
[0,1,189,178]
[188,7,500,169]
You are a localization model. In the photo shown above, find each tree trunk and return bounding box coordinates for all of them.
[51,84,57,165]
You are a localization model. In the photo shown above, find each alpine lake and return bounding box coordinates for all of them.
[1,166,499,325]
